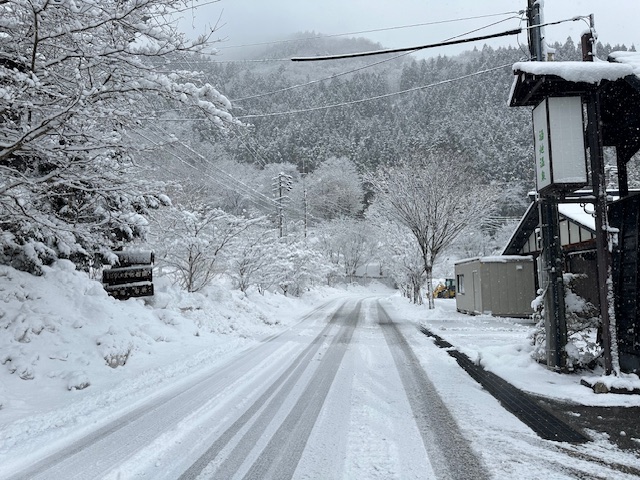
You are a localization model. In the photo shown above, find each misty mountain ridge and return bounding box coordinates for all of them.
[189,34,639,214]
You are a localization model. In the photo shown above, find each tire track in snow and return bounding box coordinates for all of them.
[240,301,361,479]
[376,301,490,480]
[180,300,361,479]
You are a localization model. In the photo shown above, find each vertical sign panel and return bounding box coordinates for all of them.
[533,100,551,191]
[533,97,587,193]
[548,96,587,184]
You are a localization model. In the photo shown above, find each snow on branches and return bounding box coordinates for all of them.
[0,0,233,273]
[367,151,497,308]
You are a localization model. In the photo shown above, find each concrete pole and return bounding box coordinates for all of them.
[528,0,567,370]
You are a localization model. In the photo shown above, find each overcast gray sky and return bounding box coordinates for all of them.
[181,0,636,60]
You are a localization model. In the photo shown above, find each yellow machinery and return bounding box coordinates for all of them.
[434,278,456,298]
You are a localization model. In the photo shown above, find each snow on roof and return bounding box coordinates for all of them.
[609,51,640,76]
[557,203,596,232]
[455,255,533,265]
[512,60,633,84]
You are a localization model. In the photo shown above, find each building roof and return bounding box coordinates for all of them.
[502,200,597,256]
[455,255,533,266]
[557,203,596,232]
[609,52,640,78]
[509,52,640,161]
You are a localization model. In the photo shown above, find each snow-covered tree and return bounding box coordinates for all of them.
[369,211,425,304]
[314,217,372,284]
[0,0,233,273]
[368,152,496,308]
[306,157,364,220]
[450,219,520,260]
[152,204,257,292]
[274,236,330,296]
[226,223,280,294]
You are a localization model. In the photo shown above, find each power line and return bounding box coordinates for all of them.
[231,15,521,104]
[146,126,356,222]
[139,128,279,213]
[291,15,588,62]
[229,124,269,168]
[140,124,326,223]
[236,63,513,119]
[230,49,413,103]
[203,126,368,220]
[140,60,517,123]
[442,15,522,43]
[292,28,522,61]
[525,15,590,32]
[215,11,523,51]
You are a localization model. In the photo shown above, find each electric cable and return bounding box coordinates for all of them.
[236,63,513,119]
[292,15,589,62]
[215,11,523,51]
[291,29,522,61]
[140,124,327,222]
[230,49,413,103]
[139,127,279,213]
[231,15,520,103]
[139,113,358,220]
[139,14,527,121]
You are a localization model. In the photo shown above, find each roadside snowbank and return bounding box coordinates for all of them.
[0,260,336,425]
[383,296,640,408]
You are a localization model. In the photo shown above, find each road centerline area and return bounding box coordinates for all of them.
[180,301,361,479]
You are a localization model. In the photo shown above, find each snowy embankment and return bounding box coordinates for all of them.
[0,260,340,459]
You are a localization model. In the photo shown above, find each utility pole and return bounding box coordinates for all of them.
[273,172,292,238]
[302,158,308,239]
[303,177,308,239]
[527,0,543,61]
[527,0,567,370]
[582,21,618,375]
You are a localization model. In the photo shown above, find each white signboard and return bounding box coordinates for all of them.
[533,100,551,191]
[532,97,587,193]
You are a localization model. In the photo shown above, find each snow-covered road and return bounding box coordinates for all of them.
[3,294,640,479]
[5,297,485,479]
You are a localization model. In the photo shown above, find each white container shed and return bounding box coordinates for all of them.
[454,256,536,318]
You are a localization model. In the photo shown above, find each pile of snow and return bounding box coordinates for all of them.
[0,260,333,416]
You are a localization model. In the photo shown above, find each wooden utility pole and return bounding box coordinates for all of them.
[582,24,618,375]
[527,0,567,370]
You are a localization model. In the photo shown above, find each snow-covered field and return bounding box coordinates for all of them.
[1,261,639,478]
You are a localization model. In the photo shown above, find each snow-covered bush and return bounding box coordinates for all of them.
[274,237,332,297]
[226,225,281,294]
[314,218,373,285]
[530,273,601,370]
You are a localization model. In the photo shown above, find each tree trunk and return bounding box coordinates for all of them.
[413,281,421,305]
[425,266,435,309]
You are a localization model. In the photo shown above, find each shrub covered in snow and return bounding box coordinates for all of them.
[530,273,601,370]
[0,0,233,274]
